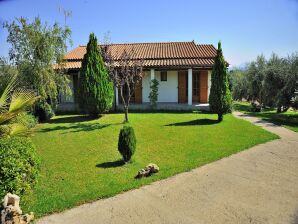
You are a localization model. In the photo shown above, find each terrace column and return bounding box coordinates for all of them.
[115,86,119,106]
[188,68,192,105]
[150,68,155,80]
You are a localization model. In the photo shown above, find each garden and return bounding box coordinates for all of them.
[22,112,277,216]
[0,16,296,223]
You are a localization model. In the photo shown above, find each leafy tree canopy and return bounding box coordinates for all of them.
[230,53,298,112]
[3,17,72,116]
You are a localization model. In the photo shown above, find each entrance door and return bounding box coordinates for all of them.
[199,70,208,103]
[178,71,187,103]
[192,70,200,103]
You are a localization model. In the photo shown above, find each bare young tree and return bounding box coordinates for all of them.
[103,46,143,123]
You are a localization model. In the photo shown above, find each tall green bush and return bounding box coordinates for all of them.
[209,41,232,121]
[118,126,136,162]
[149,79,159,108]
[79,33,114,116]
[0,137,40,198]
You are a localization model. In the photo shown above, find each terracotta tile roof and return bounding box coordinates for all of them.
[60,41,217,69]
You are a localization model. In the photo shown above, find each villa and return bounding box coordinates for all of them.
[58,41,218,111]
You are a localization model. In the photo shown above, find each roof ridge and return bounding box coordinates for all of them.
[78,41,198,47]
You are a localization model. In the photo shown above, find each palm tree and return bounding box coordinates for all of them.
[0,75,40,137]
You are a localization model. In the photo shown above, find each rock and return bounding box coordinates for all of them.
[135,163,159,179]
[1,193,34,224]
[3,193,22,215]
[146,163,159,173]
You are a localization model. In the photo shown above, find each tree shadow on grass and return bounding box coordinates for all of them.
[48,115,96,124]
[165,118,218,126]
[40,123,111,133]
[96,160,125,169]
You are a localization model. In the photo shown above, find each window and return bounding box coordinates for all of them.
[193,72,200,96]
[160,71,167,81]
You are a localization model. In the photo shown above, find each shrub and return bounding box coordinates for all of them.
[0,137,40,199]
[118,126,136,162]
[250,102,262,112]
[34,103,54,122]
[149,79,159,108]
[15,112,38,129]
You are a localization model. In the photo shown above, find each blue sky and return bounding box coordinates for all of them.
[0,0,298,67]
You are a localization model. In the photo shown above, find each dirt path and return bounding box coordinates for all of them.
[38,112,298,224]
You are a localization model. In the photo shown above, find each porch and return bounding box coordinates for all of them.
[115,68,212,107]
[117,102,210,111]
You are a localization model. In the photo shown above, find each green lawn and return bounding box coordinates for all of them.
[234,101,298,132]
[23,112,278,217]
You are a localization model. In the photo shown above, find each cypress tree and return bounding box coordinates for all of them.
[79,33,114,116]
[209,41,232,122]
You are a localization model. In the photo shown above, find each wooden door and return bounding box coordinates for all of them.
[135,80,142,104]
[192,70,200,103]
[178,71,187,103]
[199,70,208,103]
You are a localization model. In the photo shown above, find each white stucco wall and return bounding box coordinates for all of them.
[142,71,151,103]
[142,70,178,103]
[208,70,212,101]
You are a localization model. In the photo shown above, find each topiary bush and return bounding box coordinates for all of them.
[0,137,40,199]
[118,126,136,162]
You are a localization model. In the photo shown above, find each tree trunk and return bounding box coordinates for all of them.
[119,86,129,123]
[124,106,129,123]
[218,113,223,122]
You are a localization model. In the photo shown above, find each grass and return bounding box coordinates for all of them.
[234,101,298,132]
[23,112,278,217]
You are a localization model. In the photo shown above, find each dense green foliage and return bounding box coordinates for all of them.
[0,137,40,199]
[34,103,55,122]
[149,78,159,108]
[0,58,18,94]
[234,101,298,132]
[14,112,38,130]
[79,33,114,116]
[209,42,232,121]
[23,113,277,216]
[230,53,298,112]
[291,89,298,110]
[3,17,71,120]
[118,126,136,162]
[0,74,40,137]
